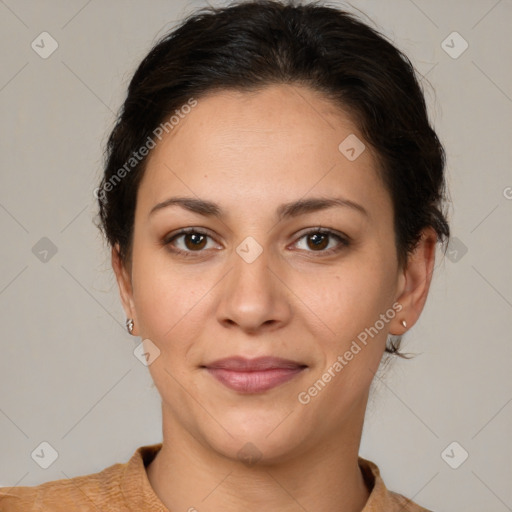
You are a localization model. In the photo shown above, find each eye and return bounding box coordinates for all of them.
[163,227,350,258]
[164,228,220,256]
[293,228,350,255]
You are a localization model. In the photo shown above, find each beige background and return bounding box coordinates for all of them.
[1,1,511,510]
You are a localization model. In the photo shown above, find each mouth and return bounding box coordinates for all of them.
[202,356,308,393]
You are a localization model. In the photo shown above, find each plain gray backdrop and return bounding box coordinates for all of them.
[1,1,511,511]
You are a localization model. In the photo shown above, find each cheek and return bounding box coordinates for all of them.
[129,245,211,343]
[295,267,394,418]
[300,258,396,344]
[130,255,214,403]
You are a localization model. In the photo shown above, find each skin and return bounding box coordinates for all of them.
[112,84,437,512]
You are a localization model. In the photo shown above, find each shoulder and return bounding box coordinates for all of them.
[358,456,434,512]
[0,446,148,512]
[387,490,434,511]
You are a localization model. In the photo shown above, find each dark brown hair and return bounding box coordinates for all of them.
[97,0,450,355]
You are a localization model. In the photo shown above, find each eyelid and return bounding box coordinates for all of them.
[293,227,350,242]
[163,227,221,250]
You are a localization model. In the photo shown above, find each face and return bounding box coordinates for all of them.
[114,84,433,464]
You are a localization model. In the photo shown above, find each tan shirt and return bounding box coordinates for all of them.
[0,443,432,511]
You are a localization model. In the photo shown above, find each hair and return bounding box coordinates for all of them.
[96,0,450,356]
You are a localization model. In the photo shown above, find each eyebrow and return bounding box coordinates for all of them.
[149,196,368,220]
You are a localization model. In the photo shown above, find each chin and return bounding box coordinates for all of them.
[212,435,303,467]
[198,413,310,467]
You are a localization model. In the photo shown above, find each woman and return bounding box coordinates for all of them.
[0,0,449,510]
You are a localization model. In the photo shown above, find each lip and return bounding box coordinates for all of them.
[203,356,307,393]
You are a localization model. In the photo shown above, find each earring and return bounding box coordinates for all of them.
[126,318,134,335]
[401,319,407,328]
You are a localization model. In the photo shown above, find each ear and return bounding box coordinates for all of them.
[111,244,138,336]
[390,227,437,335]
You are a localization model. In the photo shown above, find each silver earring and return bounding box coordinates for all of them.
[401,319,407,328]
[126,318,134,335]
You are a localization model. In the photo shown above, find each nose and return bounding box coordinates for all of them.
[216,242,292,334]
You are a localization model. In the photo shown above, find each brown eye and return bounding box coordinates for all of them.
[294,229,349,255]
[182,232,207,251]
[306,232,329,251]
[164,229,219,256]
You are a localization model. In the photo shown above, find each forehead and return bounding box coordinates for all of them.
[138,84,391,221]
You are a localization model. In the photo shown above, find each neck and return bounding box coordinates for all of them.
[147,403,371,512]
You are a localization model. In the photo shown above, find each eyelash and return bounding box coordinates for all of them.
[163,227,350,258]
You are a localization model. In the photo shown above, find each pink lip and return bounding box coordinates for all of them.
[203,356,307,393]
